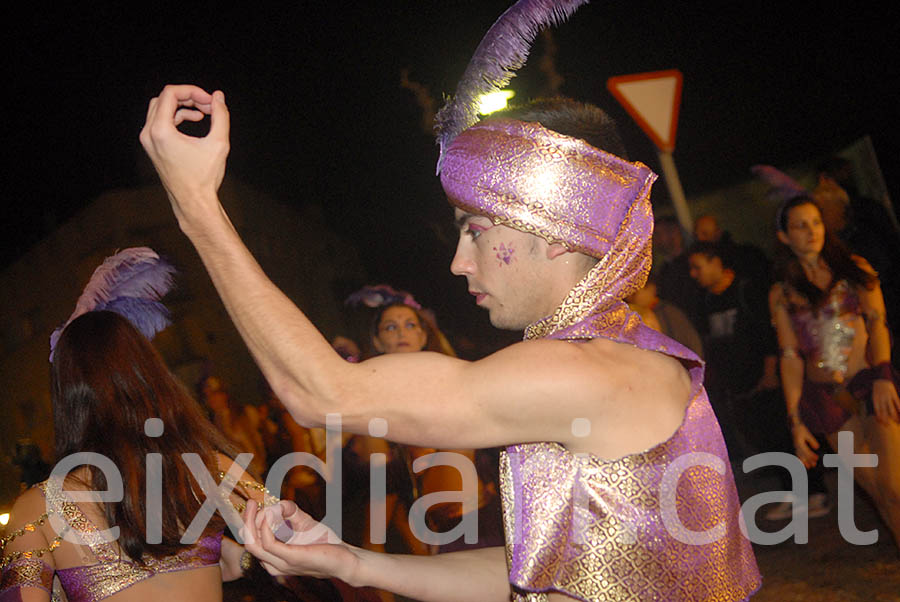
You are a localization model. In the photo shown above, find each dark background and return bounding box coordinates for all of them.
[6,2,896,345]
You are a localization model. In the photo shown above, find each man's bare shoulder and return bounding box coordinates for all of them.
[493,336,690,392]
[498,337,693,457]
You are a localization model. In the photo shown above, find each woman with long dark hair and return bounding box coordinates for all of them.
[349,289,455,561]
[0,250,271,601]
[769,196,900,546]
[346,287,499,567]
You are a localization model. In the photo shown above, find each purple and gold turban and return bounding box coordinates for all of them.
[440,118,658,306]
[440,118,656,261]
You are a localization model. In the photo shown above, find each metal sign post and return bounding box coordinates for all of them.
[607,70,691,235]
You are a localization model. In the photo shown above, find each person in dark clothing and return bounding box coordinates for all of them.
[815,156,900,341]
[12,440,51,489]
[688,241,780,458]
[655,215,705,329]
[688,241,830,517]
[693,214,771,289]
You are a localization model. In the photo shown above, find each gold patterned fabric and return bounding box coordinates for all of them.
[443,117,760,599]
[500,391,760,601]
[500,267,761,600]
[0,479,224,602]
[440,119,657,261]
[0,557,54,599]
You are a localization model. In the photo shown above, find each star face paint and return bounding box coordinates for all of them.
[452,208,551,329]
[494,242,516,266]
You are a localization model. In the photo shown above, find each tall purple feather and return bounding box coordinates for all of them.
[49,247,176,361]
[750,165,809,201]
[435,0,590,172]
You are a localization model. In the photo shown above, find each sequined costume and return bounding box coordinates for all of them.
[786,280,860,378]
[784,279,895,433]
[1,472,276,602]
[440,118,761,600]
[0,478,222,602]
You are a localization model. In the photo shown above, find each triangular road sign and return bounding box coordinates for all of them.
[607,69,683,152]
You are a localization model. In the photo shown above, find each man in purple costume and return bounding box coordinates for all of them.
[141,81,760,599]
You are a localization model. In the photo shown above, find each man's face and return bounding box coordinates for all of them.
[693,216,721,242]
[450,209,553,330]
[688,253,724,291]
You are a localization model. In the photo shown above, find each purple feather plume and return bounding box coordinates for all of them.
[435,0,590,172]
[49,247,176,361]
[751,165,809,202]
[345,284,421,310]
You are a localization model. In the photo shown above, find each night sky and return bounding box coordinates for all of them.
[6,2,896,344]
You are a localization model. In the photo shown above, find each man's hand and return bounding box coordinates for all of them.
[872,379,900,424]
[241,500,360,583]
[139,85,230,228]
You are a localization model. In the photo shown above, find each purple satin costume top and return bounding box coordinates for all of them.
[441,119,761,600]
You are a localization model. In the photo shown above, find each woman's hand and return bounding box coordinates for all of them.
[241,500,360,583]
[872,379,900,424]
[791,422,820,468]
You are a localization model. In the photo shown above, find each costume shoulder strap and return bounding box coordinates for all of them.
[40,478,119,562]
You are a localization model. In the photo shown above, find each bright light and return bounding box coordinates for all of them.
[478,90,515,115]
[0,513,9,526]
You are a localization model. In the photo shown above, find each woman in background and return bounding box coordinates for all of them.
[347,286,500,563]
[769,197,900,547]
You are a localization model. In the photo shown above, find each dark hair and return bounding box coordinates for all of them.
[686,241,735,270]
[367,303,447,358]
[486,97,628,159]
[51,311,238,562]
[774,195,875,306]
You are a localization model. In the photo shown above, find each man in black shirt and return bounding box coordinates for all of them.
[687,241,777,460]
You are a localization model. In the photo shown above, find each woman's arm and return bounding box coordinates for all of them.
[769,285,819,467]
[219,537,248,582]
[853,256,900,423]
[0,488,55,601]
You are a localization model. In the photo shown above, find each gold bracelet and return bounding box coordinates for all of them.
[240,550,253,573]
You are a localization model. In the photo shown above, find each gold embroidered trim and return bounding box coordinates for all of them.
[1,507,72,569]
[217,472,278,510]
[0,512,50,548]
[0,536,64,570]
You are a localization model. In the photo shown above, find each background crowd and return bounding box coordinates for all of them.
[3,155,899,601]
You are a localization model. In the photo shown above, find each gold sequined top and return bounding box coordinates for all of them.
[1,470,276,601]
[501,245,760,600]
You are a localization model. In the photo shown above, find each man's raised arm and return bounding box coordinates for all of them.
[140,85,353,424]
[139,86,631,453]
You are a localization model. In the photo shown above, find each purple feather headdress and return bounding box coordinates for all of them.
[751,164,811,230]
[751,165,809,202]
[49,247,176,361]
[345,284,421,310]
[434,0,589,173]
